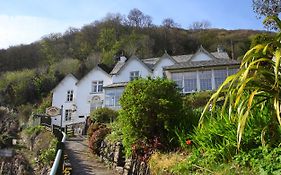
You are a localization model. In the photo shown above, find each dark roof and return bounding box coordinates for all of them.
[104,82,128,88]
[165,59,240,70]
[97,63,114,74]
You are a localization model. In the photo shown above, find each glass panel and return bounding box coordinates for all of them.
[98,81,103,92]
[214,69,227,89]
[171,73,183,90]
[228,68,238,75]
[92,81,97,92]
[130,71,140,81]
[105,88,124,107]
[183,72,197,92]
[199,70,212,90]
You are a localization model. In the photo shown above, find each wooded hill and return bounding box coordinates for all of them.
[0,10,267,74]
[0,9,271,107]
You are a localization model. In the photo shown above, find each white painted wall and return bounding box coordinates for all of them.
[76,67,112,119]
[153,57,175,78]
[191,52,213,61]
[112,58,152,83]
[51,75,77,127]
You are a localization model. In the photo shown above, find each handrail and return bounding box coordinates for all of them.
[50,131,66,175]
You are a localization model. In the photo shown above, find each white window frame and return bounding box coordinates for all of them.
[130,71,140,81]
[92,81,103,93]
[67,90,74,102]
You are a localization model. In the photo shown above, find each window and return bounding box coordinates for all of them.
[105,88,124,108]
[92,81,103,93]
[65,110,72,121]
[214,69,227,89]
[228,68,238,75]
[130,71,140,81]
[67,90,73,102]
[199,70,212,91]
[183,72,197,93]
[171,73,183,90]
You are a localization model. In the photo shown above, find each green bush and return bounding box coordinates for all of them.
[188,104,280,164]
[33,95,52,114]
[118,78,183,156]
[182,91,212,109]
[90,107,118,123]
[24,125,44,136]
[39,138,58,165]
[234,146,281,174]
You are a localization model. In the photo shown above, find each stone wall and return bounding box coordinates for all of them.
[98,140,150,175]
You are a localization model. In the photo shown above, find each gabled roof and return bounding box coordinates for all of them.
[76,65,111,85]
[189,45,217,61]
[173,54,193,62]
[110,55,152,75]
[51,74,78,92]
[142,51,177,70]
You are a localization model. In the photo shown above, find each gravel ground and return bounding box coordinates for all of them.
[65,136,116,175]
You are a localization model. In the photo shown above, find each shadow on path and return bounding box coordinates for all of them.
[65,136,116,175]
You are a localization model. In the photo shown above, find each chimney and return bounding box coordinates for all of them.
[119,56,127,62]
[217,45,224,53]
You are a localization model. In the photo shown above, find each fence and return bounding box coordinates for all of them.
[50,128,66,175]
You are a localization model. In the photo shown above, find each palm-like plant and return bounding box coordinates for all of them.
[200,16,281,150]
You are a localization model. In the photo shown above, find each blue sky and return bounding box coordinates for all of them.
[0,0,266,49]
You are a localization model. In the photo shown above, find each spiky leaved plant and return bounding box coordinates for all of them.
[200,16,281,150]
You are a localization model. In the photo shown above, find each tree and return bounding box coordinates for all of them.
[118,78,183,156]
[97,28,120,64]
[127,8,152,28]
[189,20,211,30]
[119,32,153,58]
[201,16,281,149]
[252,0,281,29]
[162,18,180,28]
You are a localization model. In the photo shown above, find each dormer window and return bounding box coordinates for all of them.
[67,90,74,102]
[130,71,140,81]
[92,81,103,93]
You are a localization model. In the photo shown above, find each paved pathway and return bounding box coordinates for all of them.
[65,136,116,175]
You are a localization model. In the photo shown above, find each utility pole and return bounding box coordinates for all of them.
[60,105,63,131]
[231,40,235,59]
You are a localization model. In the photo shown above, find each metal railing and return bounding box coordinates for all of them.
[50,130,66,175]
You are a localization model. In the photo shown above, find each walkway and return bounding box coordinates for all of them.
[65,136,116,175]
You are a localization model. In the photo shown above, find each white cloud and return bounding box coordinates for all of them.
[0,15,85,49]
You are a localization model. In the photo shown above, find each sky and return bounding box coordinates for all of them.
[0,0,266,49]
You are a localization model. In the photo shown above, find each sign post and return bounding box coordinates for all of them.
[46,105,64,131]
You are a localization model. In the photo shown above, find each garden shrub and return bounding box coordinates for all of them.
[182,91,212,109]
[234,146,281,174]
[33,94,52,114]
[87,123,106,138]
[118,78,183,157]
[24,125,44,136]
[39,138,58,165]
[89,126,111,154]
[189,104,280,164]
[90,107,118,123]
